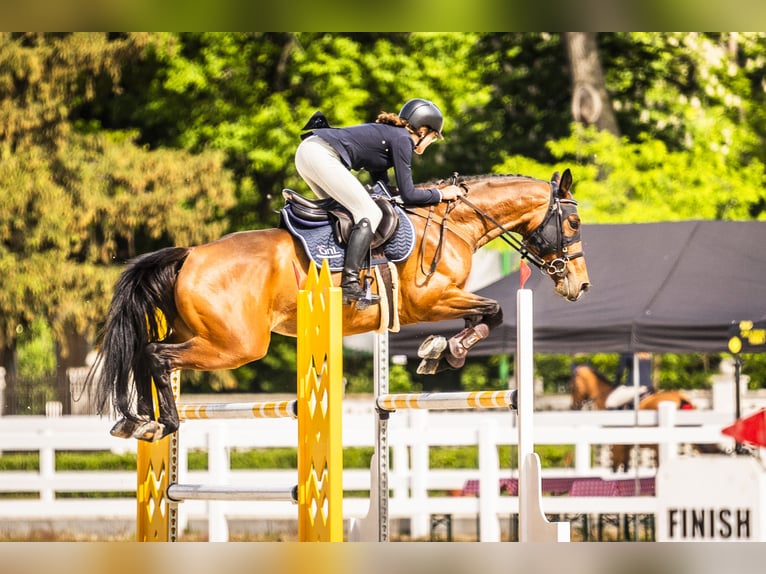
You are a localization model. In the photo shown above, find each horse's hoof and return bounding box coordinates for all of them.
[444,353,466,369]
[416,357,441,375]
[110,417,141,439]
[417,335,447,360]
[131,420,165,442]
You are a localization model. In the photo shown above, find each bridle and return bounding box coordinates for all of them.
[454,175,584,278]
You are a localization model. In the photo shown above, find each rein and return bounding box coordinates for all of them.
[414,200,459,278]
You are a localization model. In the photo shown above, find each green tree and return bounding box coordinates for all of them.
[0,33,236,411]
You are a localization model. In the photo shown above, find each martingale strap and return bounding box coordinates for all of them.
[404,205,475,247]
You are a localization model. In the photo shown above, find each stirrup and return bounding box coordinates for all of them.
[342,277,380,310]
[342,288,381,309]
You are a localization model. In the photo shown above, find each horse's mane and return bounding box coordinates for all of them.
[417,173,545,188]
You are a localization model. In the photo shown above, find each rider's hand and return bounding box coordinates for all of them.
[440,185,465,202]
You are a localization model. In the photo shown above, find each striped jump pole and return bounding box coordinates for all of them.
[176,400,297,420]
[136,259,343,542]
[377,390,517,412]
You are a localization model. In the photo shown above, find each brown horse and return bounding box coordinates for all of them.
[569,364,700,471]
[570,364,695,412]
[89,170,590,441]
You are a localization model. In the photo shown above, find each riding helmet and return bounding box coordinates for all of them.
[398,98,444,139]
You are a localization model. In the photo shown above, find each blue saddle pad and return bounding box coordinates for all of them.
[280,203,415,272]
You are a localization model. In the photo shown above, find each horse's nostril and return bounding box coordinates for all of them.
[581,282,591,293]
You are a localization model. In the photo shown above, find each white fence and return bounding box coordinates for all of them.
[0,402,740,541]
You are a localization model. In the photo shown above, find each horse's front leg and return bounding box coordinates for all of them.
[415,291,502,375]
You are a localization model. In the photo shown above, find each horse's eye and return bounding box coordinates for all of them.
[568,217,580,231]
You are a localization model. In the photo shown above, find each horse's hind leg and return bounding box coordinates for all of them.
[128,341,181,442]
[129,332,271,441]
[108,379,160,440]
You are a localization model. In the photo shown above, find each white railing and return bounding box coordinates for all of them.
[0,404,737,540]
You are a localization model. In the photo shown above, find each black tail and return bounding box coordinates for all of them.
[89,246,190,421]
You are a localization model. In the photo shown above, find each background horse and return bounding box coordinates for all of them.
[90,170,590,441]
[569,364,712,471]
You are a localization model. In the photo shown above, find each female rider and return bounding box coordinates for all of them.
[295,98,464,305]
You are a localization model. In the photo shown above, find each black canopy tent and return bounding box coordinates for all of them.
[389,220,766,357]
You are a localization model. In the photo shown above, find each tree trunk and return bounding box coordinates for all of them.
[1,342,19,415]
[55,329,92,415]
[563,32,620,136]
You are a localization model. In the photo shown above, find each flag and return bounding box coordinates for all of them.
[519,259,531,289]
[721,409,766,448]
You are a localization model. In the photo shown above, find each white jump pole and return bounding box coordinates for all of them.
[167,484,298,502]
[517,263,570,542]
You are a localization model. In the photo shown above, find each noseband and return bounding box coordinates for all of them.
[455,176,583,278]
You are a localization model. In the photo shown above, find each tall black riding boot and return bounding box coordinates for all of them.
[341,218,380,307]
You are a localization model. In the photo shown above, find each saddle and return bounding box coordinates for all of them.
[281,181,400,249]
[280,182,415,332]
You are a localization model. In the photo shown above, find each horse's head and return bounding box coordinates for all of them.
[570,364,596,410]
[425,169,589,302]
[521,169,590,302]
[454,169,590,302]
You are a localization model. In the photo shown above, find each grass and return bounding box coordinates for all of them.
[0,445,574,473]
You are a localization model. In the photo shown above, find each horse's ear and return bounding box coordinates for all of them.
[559,168,573,196]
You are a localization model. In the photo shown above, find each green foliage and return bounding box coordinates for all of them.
[537,445,575,469]
[17,318,55,379]
[741,354,766,390]
[341,347,374,394]
[429,444,574,471]
[550,126,766,223]
[534,355,576,394]
[344,447,375,469]
[389,364,421,393]
[656,353,720,390]
[459,356,509,391]
[187,450,207,470]
[343,350,421,394]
